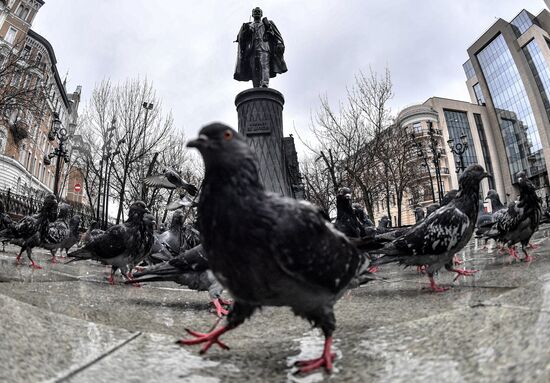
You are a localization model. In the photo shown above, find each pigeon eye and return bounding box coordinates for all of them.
[223,130,233,141]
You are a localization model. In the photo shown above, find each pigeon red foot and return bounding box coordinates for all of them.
[508,246,521,261]
[30,261,42,269]
[295,336,335,374]
[522,251,534,263]
[50,256,57,264]
[15,254,21,265]
[108,274,117,285]
[367,265,379,273]
[453,256,464,265]
[125,272,141,288]
[451,268,478,281]
[426,275,449,292]
[417,265,427,274]
[527,243,540,250]
[211,299,230,317]
[177,326,231,354]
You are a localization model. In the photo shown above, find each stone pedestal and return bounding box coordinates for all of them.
[235,88,291,196]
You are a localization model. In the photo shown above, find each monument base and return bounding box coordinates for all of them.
[235,88,291,196]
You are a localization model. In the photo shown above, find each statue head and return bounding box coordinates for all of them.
[252,7,263,21]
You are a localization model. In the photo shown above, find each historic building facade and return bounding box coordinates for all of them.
[0,0,85,203]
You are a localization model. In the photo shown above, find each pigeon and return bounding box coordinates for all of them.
[166,192,197,211]
[79,221,105,247]
[414,207,425,223]
[130,244,231,317]
[179,123,371,374]
[68,202,154,284]
[481,172,542,262]
[352,203,374,228]
[334,187,364,238]
[40,204,81,263]
[0,194,58,269]
[143,168,198,196]
[0,200,15,252]
[148,210,186,264]
[475,190,506,244]
[377,216,391,233]
[368,165,490,292]
[425,203,440,216]
[440,189,459,206]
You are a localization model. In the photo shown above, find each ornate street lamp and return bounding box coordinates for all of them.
[447,133,468,174]
[44,112,69,198]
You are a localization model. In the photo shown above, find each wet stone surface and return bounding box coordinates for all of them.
[1,226,550,382]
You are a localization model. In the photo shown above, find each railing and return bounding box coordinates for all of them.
[0,188,95,226]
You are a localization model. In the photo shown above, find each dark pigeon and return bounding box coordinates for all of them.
[482,172,542,262]
[334,187,364,238]
[68,202,154,284]
[440,189,459,206]
[79,221,105,247]
[425,203,440,216]
[369,165,490,292]
[41,203,81,262]
[179,123,372,374]
[475,189,506,241]
[130,244,231,317]
[377,216,391,233]
[414,207,425,223]
[353,203,374,228]
[143,167,198,196]
[0,194,58,269]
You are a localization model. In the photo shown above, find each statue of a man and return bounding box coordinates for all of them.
[234,7,287,88]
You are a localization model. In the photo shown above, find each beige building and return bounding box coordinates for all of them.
[372,98,498,227]
[0,0,84,203]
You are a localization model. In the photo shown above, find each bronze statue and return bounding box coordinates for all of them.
[234,7,287,87]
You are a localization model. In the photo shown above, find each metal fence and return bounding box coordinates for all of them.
[0,188,95,227]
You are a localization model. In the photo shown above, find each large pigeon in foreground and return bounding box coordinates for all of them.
[368,164,490,292]
[179,123,375,374]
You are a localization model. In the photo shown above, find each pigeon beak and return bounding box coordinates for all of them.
[483,172,491,179]
[187,134,209,148]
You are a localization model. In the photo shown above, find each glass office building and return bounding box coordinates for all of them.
[465,8,550,191]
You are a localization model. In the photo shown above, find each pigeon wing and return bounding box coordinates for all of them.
[143,175,176,189]
[387,205,471,257]
[268,198,360,294]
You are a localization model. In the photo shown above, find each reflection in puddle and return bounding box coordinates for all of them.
[286,329,341,383]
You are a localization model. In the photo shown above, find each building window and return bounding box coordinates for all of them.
[474,114,495,189]
[5,26,17,44]
[443,109,478,168]
[36,52,42,64]
[510,10,535,37]
[476,33,546,181]
[16,4,29,20]
[463,59,475,80]
[23,44,31,58]
[523,39,550,126]
[473,83,485,105]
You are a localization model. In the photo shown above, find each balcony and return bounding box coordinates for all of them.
[410,128,443,138]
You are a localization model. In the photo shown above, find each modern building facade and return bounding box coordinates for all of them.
[372,98,498,227]
[0,0,85,203]
[464,8,550,198]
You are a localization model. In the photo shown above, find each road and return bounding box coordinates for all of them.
[1,227,550,382]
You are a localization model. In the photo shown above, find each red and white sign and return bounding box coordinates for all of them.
[74,183,82,193]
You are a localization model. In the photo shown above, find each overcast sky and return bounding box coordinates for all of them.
[33,0,545,155]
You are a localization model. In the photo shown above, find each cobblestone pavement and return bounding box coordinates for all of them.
[2,226,550,382]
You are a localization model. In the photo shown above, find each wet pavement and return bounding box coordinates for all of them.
[2,227,550,382]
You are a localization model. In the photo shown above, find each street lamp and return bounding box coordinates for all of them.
[140,101,154,201]
[44,112,69,198]
[447,133,469,174]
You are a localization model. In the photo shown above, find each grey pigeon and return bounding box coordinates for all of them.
[482,172,542,262]
[475,189,506,242]
[68,202,154,284]
[425,203,440,216]
[149,210,185,264]
[143,168,198,196]
[41,204,82,262]
[369,165,490,292]
[179,123,373,374]
[130,244,231,317]
[0,194,58,269]
[414,207,425,223]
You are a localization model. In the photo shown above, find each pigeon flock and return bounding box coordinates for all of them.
[0,121,546,376]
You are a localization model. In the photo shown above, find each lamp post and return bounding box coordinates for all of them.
[140,101,154,201]
[426,121,444,202]
[447,132,469,174]
[44,112,69,198]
